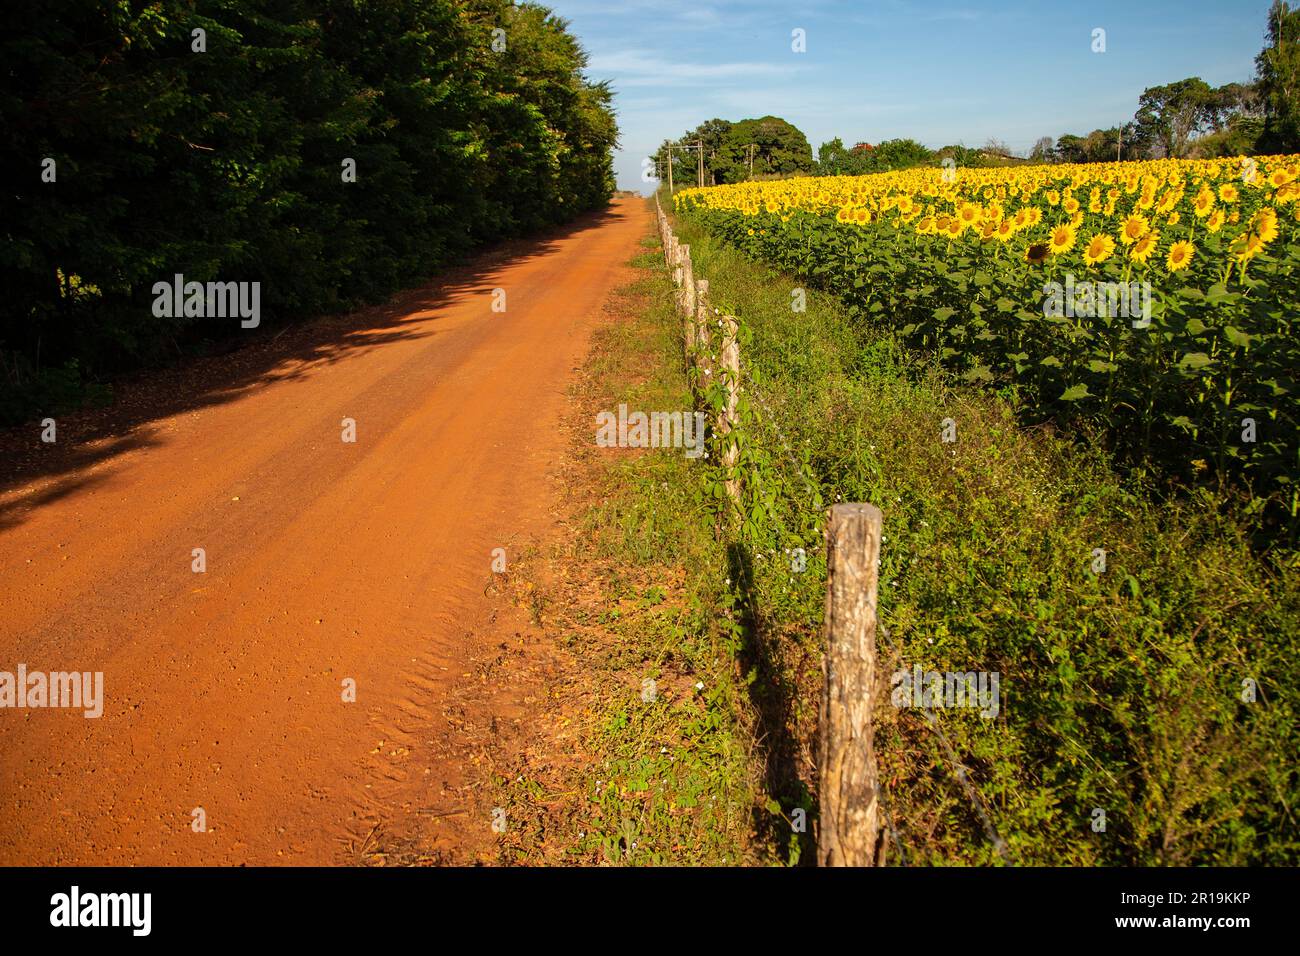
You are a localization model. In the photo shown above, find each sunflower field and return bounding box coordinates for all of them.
[674,158,1300,535]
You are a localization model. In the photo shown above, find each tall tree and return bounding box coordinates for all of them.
[713,116,813,183]
[1133,77,1216,158]
[0,0,618,423]
[1256,0,1300,151]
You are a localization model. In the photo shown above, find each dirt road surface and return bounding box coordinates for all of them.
[0,197,649,864]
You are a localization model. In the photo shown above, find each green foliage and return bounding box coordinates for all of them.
[670,214,1300,866]
[0,0,617,423]
[1257,0,1300,151]
[492,263,765,866]
[678,196,1300,541]
[714,116,814,183]
[659,116,814,187]
[1135,78,1219,159]
[818,137,933,176]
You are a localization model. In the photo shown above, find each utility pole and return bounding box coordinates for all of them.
[746,144,757,180]
[1117,125,1123,162]
[664,142,703,193]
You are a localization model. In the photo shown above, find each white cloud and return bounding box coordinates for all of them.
[588,50,804,88]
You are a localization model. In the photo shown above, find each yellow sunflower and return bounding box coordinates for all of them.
[1025,242,1049,264]
[1130,229,1161,264]
[1083,233,1116,266]
[1254,207,1280,244]
[1120,213,1150,245]
[1048,223,1077,255]
[1193,187,1216,218]
[1166,240,1195,272]
[1231,232,1265,263]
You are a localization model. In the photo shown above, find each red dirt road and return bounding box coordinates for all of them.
[0,198,649,864]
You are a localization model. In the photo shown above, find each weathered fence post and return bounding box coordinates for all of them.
[679,245,695,320]
[718,314,740,504]
[690,279,709,367]
[818,502,883,866]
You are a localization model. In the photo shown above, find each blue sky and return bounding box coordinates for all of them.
[544,0,1276,192]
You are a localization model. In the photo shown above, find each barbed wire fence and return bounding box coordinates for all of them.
[654,193,1013,867]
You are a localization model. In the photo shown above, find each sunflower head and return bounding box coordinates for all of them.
[1083,233,1116,266]
[1025,243,1049,264]
[1048,223,1077,255]
[1166,239,1195,272]
[1130,229,1161,264]
[1254,207,1280,244]
[1231,233,1265,263]
[1121,214,1149,244]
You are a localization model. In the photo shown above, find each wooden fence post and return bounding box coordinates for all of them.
[679,245,695,320]
[718,314,740,504]
[818,502,883,866]
[690,279,709,368]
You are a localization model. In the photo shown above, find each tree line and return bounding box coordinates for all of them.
[1,0,617,423]
[1035,2,1299,163]
[657,2,1300,190]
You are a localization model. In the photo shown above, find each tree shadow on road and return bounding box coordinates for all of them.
[0,203,631,532]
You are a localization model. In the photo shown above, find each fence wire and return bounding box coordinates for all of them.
[657,196,1012,865]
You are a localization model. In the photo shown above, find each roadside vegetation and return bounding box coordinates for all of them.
[1,0,616,423]
[492,200,1298,865]
[489,237,772,866]
[670,203,1299,865]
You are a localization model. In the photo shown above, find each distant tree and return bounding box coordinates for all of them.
[1054,134,1087,164]
[1119,120,1153,160]
[1256,0,1300,151]
[714,116,814,183]
[1029,136,1055,162]
[816,136,852,175]
[1133,77,1216,158]
[1207,82,1264,130]
[873,138,932,169]
[681,118,732,185]
[983,137,1013,158]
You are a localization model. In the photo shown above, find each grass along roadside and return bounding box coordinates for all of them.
[489,197,1298,866]
[485,229,776,865]
[674,201,1299,865]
